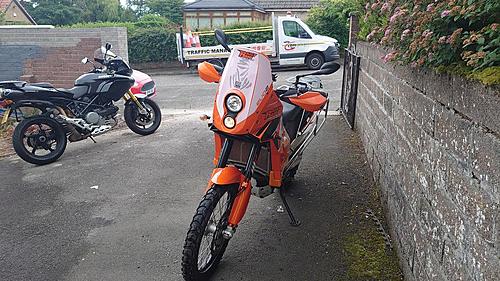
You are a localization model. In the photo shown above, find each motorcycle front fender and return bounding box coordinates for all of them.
[209,166,244,186]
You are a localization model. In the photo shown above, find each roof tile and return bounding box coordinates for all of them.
[251,0,320,9]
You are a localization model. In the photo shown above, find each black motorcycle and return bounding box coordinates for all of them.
[0,43,162,165]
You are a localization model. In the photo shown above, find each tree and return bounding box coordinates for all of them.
[127,0,147,17]
[79,0,122,23]
[306,0,362,48]
[24,0,83,25]
[22,0,135,25]
[145,0,183,25]
[0,12,5,24]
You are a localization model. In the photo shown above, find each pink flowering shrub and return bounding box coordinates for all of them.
[360,0,500,84]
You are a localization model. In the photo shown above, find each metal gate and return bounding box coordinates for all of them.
[340,49,361,129]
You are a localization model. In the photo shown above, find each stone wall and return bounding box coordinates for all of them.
[354,41,499,280]
[0,27,128,88]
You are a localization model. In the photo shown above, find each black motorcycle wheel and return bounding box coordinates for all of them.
[12,115,67,165]
[124,98,161,136]
[182,185,237,281]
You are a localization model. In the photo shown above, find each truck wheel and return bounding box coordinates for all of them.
[207,59,225,68]
[306,52,324,70]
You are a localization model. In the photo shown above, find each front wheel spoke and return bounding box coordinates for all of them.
[31,146,37,154]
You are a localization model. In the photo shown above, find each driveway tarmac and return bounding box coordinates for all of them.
[0,68,401,281]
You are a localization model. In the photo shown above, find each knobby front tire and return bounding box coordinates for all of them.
[182,185,237,281]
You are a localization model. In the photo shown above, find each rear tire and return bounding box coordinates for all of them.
[182,185,237,281]
[124,98,161,135]
[12,115,67,165]
[306,52,324,70]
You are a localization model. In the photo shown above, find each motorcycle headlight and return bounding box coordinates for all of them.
[225,94,243,113]
[223,116,236,129]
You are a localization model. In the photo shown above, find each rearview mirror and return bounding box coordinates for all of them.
[214,29,231,52]
[105,43,112,51]
[81,57,89,64]
[311,62,341,75]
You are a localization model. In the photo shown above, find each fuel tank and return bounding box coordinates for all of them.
[75,72,134,101]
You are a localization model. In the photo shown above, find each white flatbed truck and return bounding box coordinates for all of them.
[176,15,340,70]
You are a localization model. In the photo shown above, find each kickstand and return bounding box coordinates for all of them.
[89,136,97,143]
[279,187,301,227]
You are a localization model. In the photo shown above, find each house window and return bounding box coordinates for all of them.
[198,17,210,28]
[212,17,224,27]
[239,12,251,16]
[226,17,238,25]
[186,17,198,29]
[283,21,311,39]
[239,17,252,23]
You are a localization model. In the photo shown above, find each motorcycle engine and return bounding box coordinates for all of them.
[84,106,119,125]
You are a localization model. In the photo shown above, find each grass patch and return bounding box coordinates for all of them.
[344,225,402,280]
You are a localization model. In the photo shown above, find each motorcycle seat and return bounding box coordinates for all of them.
[57,86,88,99]
[30,82,55,89]
[281,101,303,140]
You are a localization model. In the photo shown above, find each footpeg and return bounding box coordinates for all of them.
[222,226,235,240]
[279,187,301,226]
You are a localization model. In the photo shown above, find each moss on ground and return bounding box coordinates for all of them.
[344,224,402,280]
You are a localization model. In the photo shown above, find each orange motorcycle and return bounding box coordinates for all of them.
[182,30,340,280]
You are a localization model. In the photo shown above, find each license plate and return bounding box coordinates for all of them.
[1,108,11,124]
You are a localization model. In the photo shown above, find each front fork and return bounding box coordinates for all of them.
[213,139,260,239]
[122,90,147,113]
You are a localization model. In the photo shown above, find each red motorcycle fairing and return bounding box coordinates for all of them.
[130,70,156,98]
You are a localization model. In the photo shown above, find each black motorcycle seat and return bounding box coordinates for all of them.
[57,86,88,99]
[30,82,54,89]
[281,101,303,140]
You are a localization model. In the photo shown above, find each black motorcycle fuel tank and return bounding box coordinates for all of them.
[75,73,134,102]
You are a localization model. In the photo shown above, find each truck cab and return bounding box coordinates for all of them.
[275,16,339,69]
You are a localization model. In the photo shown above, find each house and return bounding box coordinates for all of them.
[183,0,266,30]
[252,0,320,20]
[0,0,36,25]
[183,0,319,29]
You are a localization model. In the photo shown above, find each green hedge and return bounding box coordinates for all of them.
[68,20,272,64]
[306,0,362,48]
[69,15,178,64]
[128,27,178,63]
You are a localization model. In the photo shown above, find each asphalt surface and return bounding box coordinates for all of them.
[0,68,392,280]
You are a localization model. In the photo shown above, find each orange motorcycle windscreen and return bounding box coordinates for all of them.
[198,62,221,83]
[288,92,327,112]
[213,47,277,135]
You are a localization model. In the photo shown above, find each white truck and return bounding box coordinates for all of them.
[176,15,340,70]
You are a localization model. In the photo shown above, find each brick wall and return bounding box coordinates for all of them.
[0,27,128,88]
[354,41,499,280]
